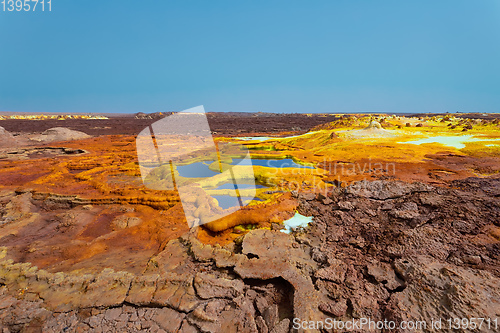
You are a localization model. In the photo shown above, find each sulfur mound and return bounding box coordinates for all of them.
[343,120,397,139]
[364,120,383,129]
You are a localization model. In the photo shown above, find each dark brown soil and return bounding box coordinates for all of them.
[0,113,338,137]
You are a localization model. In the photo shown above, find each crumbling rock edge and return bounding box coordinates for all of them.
[1,178,500,332]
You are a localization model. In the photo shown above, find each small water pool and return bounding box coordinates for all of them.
[282,131,320,139]
[236,137,274,141]
[213,183,268,190]
[281,212,313,234]
[176,161,220,178]
[232,158,315,169]
[177,157,314,179]
[212,195,262,209]
[400,135,500,149]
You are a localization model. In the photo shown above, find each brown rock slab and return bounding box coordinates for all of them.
[366,261,404,291]
[152,307,185,333]
[152,273,200,312]
[318,298,348,317]
[193,272,244,299]
[125,274,159,305]
[314,259,347,283]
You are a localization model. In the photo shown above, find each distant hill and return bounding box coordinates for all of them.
[134,112,173,119]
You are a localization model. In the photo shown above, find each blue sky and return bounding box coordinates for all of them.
[0,0,499,113]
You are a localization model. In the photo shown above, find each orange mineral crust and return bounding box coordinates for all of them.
[0,136,179,206]
[0,134,298,272]
[0,135,192,273]
[203,193,298,233]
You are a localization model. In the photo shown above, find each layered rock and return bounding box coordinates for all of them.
[0,228,321,333]
[1,178,500,332]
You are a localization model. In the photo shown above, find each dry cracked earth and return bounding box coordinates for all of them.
[1,178,499,332]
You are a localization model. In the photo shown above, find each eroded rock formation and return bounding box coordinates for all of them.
[1,179,499,332]
[0,126,19,148]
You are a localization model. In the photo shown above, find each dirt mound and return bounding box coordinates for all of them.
[0,126,18,148]
[30,127,91,143]
[0,126,11,136]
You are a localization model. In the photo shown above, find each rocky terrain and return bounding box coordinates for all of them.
[1,178,499,332]
[0,113,337,137]
[1,113,500,332]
